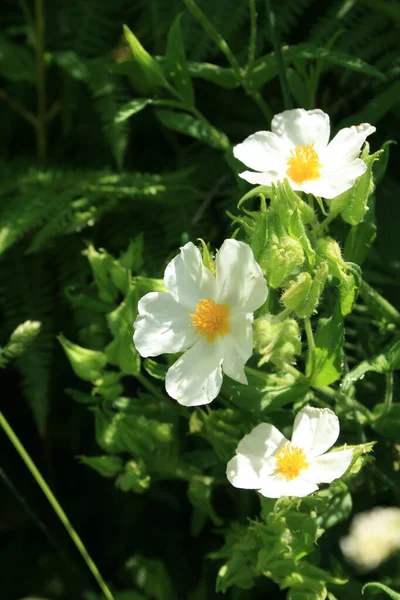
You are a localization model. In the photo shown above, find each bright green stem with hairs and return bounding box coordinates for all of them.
[0,410,115,600]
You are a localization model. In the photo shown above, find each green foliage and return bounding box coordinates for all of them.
[0,1,399,599]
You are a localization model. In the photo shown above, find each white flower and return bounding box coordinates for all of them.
[340,507,400,572]
[233,108,375,199]
[226,406,353,498]
[133,239,268,407]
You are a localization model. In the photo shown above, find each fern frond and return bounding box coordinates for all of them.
[0,250,55,435]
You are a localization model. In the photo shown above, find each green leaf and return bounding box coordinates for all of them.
[362,582,400,599]
[122,24,167,91]
[156,109,230,150]
[80,455,123,478]
[114,98,186,124]
[143,358,168,380]
[339,81,400,128]
[341,146,382,226]
[246,44,385,90]
[373,404,400,443]
[308,301,344,386]
[0,35,35,82]
[188,61,237,88]
[51,50,89,81]
[344,197,377,266]
[166,14,194,106]
[188,477,222,528]
[341,339,400,393]
[127,555,175,600]
[58,334,107,382]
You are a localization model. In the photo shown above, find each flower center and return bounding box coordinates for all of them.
[275,443,309,480]
[189,299,230,342]
[286,144,321,184]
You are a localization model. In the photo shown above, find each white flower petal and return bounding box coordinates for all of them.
[133,292,196,357]
[215,239,268,313]
[164,242,216,311]
[324,123,376,165]
[236,423,289,458]
[296,158,367,199]
[226,454,265,489]
[291,407,340,458]
[222,314,253,384]
[233,131,288,172]
[272,109,330,150]
[259,473,319,498]
[303,449,353,484]
[238,170,281,186]
[165,338,224,406]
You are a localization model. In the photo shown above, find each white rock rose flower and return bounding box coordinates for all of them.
[233,108,375,199]
[133,239,268,407]
[226,406,353,498]
[340,507,400,572]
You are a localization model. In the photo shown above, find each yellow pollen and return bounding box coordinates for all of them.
[275,443,309,480]
[189,299,230,342]
[286,144,321,184]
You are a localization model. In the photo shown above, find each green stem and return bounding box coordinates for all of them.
[34,0,47,161]
[246,89,273,122]
[383,371,394,415]
[304,317,315,376]
[183,0,242,81]
[135,372,166,403]
[265,0,292,109]
[0,410,114,600]
[359,280,400,325]
[0,89,37,127]
[312,211,335,235]
[283,363,304,379]
[247,0,257,73]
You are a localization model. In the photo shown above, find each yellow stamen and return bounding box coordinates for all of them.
[189,299,230,342]
[286,144,321,184]
[275,443,309,480]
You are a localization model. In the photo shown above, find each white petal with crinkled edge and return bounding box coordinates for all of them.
[324,123,376,165]
[222,314,253,384]
[238,170,282,186]
[291,407,339,458]
[215,239,268,313]
[233,131,288,172]
[293,159,367,199]
[165,337,224,406]
[272,108,331,150]
[226,454,266,489]
[258,474,319,498]
[236,423,289,458]
[164,242,216,312]
[133,292,196,357]
[302,449,353,484]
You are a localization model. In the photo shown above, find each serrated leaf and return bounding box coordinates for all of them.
[156,109,230,150]
[166,14,194,106]
[308,301,344,386]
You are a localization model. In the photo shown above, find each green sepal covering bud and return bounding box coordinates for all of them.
[282,263,329,318]
[317,237,361,316]
[254,315,301,367]
[58,334,107,382]
[198,238,213,272]
[330,144,383,225]
[265,214,305,288]
[123,25,168,93]
[109,260,130,295]
[280,179,315,225]
[115,459,151,493]
[281,272,312,311]
[295,262,328,318]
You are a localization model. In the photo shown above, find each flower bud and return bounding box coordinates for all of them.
[254,315,301,367]
[265,214,304,288]
[115,459,151,493]
[295,262,329,318]
[281,272,312,311]
[58,334,107,382]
